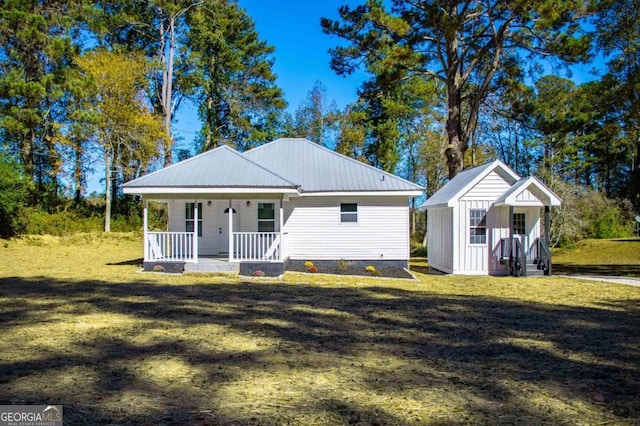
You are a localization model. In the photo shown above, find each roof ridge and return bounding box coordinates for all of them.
[229,142,300,187]
[247,137,422,190]
[123,144,236,187]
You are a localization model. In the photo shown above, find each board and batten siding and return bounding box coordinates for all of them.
[426,207,453,273]
[453,200,493,274]
[451,170,516,274]
[284,196,410,261]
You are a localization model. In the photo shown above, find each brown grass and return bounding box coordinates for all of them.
[0,234,639,425]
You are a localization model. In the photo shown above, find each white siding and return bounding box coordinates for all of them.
[455,200,493,274]
[516,188,543,206]
[165,198,282,255]
[460,170,512,201]
[284,196,410,260]
[426,208,453,273]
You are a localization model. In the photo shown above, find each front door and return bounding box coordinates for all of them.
[513,212,527,256]
[220,203,241,253]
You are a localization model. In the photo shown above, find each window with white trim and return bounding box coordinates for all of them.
[258,203,275,232]
[340,203,358,223]
[469,209,487,244]
[186,202,202,237]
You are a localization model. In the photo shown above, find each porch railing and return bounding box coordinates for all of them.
[535,237,552,275]
[146,232,195,262]
[232,232,283,261]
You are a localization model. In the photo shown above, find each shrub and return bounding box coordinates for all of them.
[336,259,348,272]
[253,270,265,277]
[152,265,165,273]
[365,265,381,276]
[0,153,27,238]
[308,265,318,273]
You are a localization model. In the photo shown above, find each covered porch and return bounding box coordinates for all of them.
[142,195,291,267]
[494,176,562,277]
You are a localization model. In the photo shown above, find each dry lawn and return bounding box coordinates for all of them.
[0,233,639,425]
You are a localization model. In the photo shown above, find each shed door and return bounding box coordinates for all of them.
[513,212,527,255]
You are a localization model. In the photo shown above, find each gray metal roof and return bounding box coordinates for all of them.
[123,145,298,189]
[420,160,520,209]
[243,138,423,192]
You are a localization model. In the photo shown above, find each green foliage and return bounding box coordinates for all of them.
[323,0,593,177]
[0,153,27,238]
[187,0,286,152]
[23,208,141,236]
[550,180,634,246]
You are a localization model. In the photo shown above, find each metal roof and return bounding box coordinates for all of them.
[420,160,520,209]
[242,138,423,193]
[122,145,298,190]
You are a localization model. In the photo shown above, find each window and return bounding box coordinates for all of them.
[340,203,358,223]
[513,213,526,235]
[186,202,203,237]
[258,203,275,232]
[469,209,487,244]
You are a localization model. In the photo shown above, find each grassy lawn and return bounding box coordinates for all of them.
[553,238,640,277]
[1,234,639,425]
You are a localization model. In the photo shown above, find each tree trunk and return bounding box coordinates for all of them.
[104,146,112,233]
[444,80,464,179]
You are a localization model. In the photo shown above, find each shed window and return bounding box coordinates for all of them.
[469,209,487,244]
[258,203,275,232]
[340,203,358,223]
[513,213,526,235]
[186,202,203,237]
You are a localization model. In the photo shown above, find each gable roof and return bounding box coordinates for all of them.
[122,145,298,192]
[243,138,423,194]
[494,176,562,207]
[420,160,520,209]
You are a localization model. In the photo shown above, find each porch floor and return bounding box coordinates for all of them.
[184,256,239,274]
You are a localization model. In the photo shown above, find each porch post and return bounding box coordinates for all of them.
[228,199,233,262]
[508,205,514,275]
[545,205,551,276]
[143,199,148,262]
[279,198,284,261]
[193,200,199,263]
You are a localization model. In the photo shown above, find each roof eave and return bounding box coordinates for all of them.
[122,186,301,195]
[300,190,423,197]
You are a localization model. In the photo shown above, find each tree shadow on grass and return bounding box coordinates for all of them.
[0,277,639,424]
[554,263,640,277]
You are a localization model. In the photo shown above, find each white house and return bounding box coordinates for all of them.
[419,160,561,276]
[122,138,423,275]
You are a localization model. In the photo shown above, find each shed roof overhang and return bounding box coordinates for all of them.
[494,176,562,207]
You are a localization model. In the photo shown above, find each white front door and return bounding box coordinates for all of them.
[220,203,241,253]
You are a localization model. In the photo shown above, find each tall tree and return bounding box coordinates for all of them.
[594,0,640,207]
[187,0,286,151]
[293,80,339,146]
[95,0,202,165]
[0,0,89,201]
[76,50,165,232]
[322,0,593,178]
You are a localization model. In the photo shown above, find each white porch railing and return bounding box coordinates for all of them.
[146,232,195,262]
[232,232,283,261]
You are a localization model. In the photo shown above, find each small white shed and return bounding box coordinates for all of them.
[419,160,561,276]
